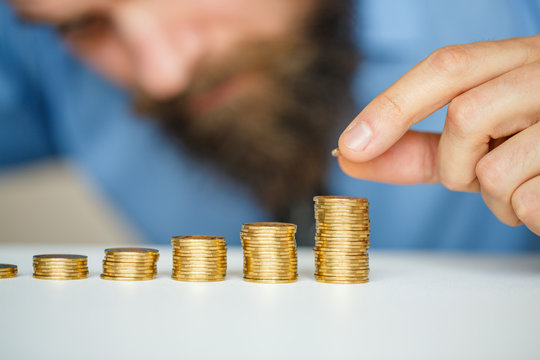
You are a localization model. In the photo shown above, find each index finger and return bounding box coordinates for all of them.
[338,35,540,162]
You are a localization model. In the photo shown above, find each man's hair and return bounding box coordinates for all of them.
[139,1,358,244]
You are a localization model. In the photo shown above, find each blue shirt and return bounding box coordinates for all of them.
[1,0,539,250]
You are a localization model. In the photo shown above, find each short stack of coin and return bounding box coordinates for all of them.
[171,235,227,282]
[33,255,88,280]
[241,222,298,283]
[101,248,159,281]
[313,196,370,284]
[0,264,17,279]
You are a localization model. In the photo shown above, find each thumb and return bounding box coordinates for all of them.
[337,131,440,184]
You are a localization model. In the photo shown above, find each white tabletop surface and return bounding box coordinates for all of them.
[0,245,539,360]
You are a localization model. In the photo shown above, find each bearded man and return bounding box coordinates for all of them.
[1,0,538,248]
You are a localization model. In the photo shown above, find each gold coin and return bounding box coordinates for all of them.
[33,261,88,266]
[242,222,296,228]
[104,253,159,259]
[172,276,225,282]
[103,267,157,273]
[173,260,227,265]
[241,233,295,239]
[0,273,17,279]
[0,269,17,274]
[315,277,369,284]
[33,264,88,269]
[241,247,296,253]
[103,261,156,267]
[316,268,370,274]
[173,271,226,276]
[33,259,88,265]
[314,195,368,202]
[173,261,227,266]
[315,252,369,257]
[101,270,156,275]
[315,205,369,210]
[315,209,369,215]
[172,235,225,241]
[100,274,155,281]
[315,271,370,278]
[243,277,297,284]
[103,260,157,267]
[315,212,369,218]
[172,245,226,250]
[105,247,158,254]
[315,262,370,269]
[173,252,227,257]
[314,274,369,281]
[33,274,88,280]
[34,254,87,260]
[314,247,369,252]
[102,269,156,276]
[244,263,297,271]
[173,266,226,272]
[245,273,297,278]
[0,264,17,270]
[244,260,297,266]
[244,265,297,271]
[316,226,370,232]
[33,267,89,273]
[315,262,370,268]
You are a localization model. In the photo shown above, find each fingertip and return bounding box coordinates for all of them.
[338,120,374,162]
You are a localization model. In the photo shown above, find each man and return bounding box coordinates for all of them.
[1,0,538,248]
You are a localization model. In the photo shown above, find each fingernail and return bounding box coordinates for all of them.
[341,121,372,152]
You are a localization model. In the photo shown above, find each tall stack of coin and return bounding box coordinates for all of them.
[171,235,227,282]
[241,222,298,283]
[313,196,370,284]
[101,248,159,281]
[0,264,17,279]
[33,255,88,280]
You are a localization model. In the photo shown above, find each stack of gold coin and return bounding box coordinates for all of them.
[241,222,298,283]
[33,255,88,280]
[313,196,370,284]
[0,264,17,279]
[171,235,227,282]
[101,248,159,281]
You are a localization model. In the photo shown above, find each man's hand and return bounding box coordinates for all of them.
[337,35,540,235]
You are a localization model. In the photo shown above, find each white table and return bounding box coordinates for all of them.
[1,245,539,360]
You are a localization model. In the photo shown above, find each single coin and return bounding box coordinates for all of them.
[33,274,88,280]
[0,264,17,270]
[172,235,225,241]
[100,274,155,281]
[315,277,369,284]
[172,278,225,282]
[243,277,297,284]
[105,247,158,254]
[33,254,87,260]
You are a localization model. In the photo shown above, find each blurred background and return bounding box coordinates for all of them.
[1,0,538,249]
[0,161,139,244]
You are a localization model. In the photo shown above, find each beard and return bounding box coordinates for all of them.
[135,3,358,244]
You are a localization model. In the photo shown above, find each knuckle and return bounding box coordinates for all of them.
[427,45,471,74]
[379,92,406,119]
[476,155,504,197]
[446,95,481,136]
[512,186,540,224]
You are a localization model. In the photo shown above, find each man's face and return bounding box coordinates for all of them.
[13,0,314,105]
[12,0,357,220]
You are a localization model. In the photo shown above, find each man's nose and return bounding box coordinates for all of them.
[112,2,204,99]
